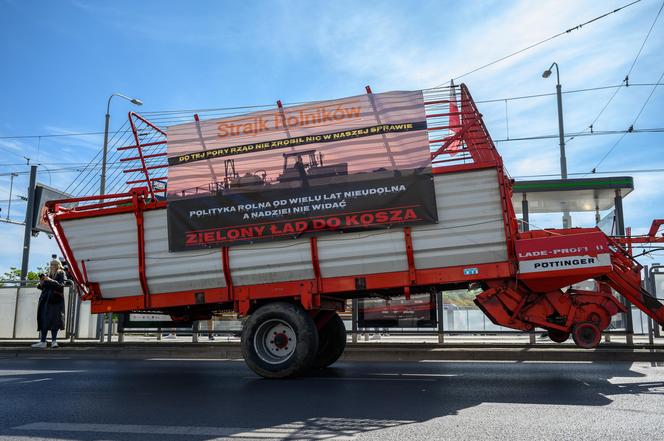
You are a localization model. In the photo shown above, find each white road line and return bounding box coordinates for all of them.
[13,422,357,440]
[0,370,83,376]
[147,358,244,361]
[18,377,52,384]
[242,376,436,382]
[371,373,459,377]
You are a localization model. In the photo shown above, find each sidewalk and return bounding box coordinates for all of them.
[18,331,657,346]
[2,337,663,363]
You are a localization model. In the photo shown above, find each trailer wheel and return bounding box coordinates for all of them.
[572,322,601,349]
[241,302,319,378]
[548,329,570,343]
[313,313,347,369]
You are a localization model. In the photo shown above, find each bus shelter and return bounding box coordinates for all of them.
[512,176,636,342]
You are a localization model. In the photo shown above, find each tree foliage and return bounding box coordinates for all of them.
[0,265,49,287]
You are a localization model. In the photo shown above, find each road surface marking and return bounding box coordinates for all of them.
[17,377,52,384]
[242,376,436,382]
[371,373,459,377]
[13,422,358,439]
[0,369,83,376]
[147,358,244,361]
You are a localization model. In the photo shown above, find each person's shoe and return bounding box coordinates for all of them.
[163,334,177,339]
[31,341,47,348]
[50,342,59,348]
[208,335,215,341]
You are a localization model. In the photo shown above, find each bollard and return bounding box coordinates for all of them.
[106,314,113,343]
[351,299,358,343]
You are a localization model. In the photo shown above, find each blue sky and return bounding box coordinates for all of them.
[0,0,663,275]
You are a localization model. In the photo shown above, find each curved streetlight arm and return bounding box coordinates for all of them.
[107,93,143,114]
[545,62,560,85]
[101,92,143,196]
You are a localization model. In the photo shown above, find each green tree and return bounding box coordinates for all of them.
[0,265,49,287]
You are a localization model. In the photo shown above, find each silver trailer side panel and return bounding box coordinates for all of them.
[60,168,508,299]
[412,168,508,269]
[61,213,141,299]
[143,210,226,294]
[230,239,314,286]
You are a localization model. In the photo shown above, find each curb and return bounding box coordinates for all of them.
[1,343,662,362]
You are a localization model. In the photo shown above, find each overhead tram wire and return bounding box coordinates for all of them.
[565,0,664,145]
[473,83,662,104]
[64,119,128,194]
[0,125,662,178]
[514,167,664,179]
[65,119,130,195]
[2,81,663,142]
[433,0,642,87]
[588,69,664,174]
[77,120,140,196]
[135,84,663,125]
[493,127,664,143]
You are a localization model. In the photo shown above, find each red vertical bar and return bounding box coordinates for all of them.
[403,227,416,287]
[310,236,322,293]
[128,112,155,200]
[222,247,234,300]
[132,190,150,308]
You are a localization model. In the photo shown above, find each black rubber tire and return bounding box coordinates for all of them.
[312,313,347,369]
[572,322,601,349]
[548,329,570,344]
[241,302,319,378]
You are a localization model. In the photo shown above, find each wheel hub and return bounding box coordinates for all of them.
[253,319,297,364]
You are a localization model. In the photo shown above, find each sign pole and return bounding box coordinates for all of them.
[20,165,38,282]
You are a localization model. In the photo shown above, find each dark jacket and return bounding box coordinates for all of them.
[37,270,66,331]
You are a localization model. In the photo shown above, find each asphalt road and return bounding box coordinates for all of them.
[0,358,662,441]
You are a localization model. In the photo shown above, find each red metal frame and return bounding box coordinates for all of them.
[45,83,664,344]
[43,84,526,317]
[124,112,167,200]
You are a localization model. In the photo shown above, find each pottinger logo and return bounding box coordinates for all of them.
[217,102,362,139]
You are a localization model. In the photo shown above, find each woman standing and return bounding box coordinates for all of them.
[31,260,67,348]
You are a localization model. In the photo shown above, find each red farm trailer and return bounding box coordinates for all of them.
[46,84,664,378]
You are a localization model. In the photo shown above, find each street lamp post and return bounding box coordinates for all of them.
[542,62,572,229]
[100,93,143,196]
[98,93,142,342]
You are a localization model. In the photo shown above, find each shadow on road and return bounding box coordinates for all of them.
[0,359,662,440]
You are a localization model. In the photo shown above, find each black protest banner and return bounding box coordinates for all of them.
[166,90,437,251]
[167,173,437,250]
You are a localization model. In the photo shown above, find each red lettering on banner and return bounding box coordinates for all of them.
[375,212,389,223]
[184,207,423,247]
[404,208,417,220]
[346,215,359,226]
[185,233,198,245]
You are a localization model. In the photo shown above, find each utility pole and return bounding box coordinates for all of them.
[20,165,37,282]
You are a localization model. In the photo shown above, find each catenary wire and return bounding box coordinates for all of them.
[565,0,664,144]
[433,0,642,86]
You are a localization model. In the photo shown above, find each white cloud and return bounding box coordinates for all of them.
[0,224,58,276]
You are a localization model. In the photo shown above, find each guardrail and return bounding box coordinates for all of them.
[0,283,97,340]
[1,285,659,345]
